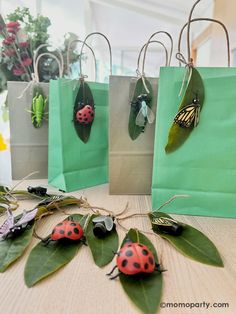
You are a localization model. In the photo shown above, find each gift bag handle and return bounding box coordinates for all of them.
[17,48,64,98]
[79,32,112,78]
[186,0,230,66]
[67,39,97,80]
[136,40,169,76]
[34,53,64,82]
[33,44,64,77]
[178,17,230,67]
[142,31,173,76]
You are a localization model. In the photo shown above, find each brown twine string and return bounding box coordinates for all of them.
[136,40,169,75]
[67,39,97,80]
[178,18,230,67]
[79,32,112,78]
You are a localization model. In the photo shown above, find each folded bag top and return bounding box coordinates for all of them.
[48,33,112,192]
[152,0,236,218]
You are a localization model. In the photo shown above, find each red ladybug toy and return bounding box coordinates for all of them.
[76,105,94,124]
[107,242,163,279]
[50,219,84,241]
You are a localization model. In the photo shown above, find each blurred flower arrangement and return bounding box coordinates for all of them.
[0,7,81,92]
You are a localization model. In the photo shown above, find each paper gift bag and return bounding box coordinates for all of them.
[8,48,63,180]
[152,7,236,218]
[48,33,111,192]
[0,90,11,186]
[48,79,108,192]
[109,33,172,194]
[8,81,49,179]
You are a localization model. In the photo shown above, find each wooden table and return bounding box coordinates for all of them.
[1,180,236,314]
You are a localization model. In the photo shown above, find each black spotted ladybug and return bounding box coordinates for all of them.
[51,219,84,241]
[107,242,163,279]
[76,104,94,124]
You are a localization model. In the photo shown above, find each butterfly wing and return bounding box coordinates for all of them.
[174,104,199,128]
[14,208,38,227]
[0,209,14,238]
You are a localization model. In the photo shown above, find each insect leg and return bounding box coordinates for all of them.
[155,263,167,273]
[109,272,121,280]
[106,265,118,276]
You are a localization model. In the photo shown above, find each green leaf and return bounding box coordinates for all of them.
[73,81,94,143]
[24,214,87,287]
[128,78,153,140]
[149,212,223,267]
[165,67,205,153]
[86,215,119,267]
[119,229,163,314]
[0,224,34,272]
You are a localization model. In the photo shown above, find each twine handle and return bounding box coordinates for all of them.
[34,53,63,82]
[67,39,97,80]
[33,44,64,77]
[178,18,230,67]
[136,40,169,75]
[79,32,112,78]
[141,31,173,77]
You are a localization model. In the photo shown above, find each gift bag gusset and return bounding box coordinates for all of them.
[109,31,173,195]
[48,33,111,192]
[8,47,63,179]
[152,1,236,218]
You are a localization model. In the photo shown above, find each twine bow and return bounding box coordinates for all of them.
[176,52,194,97]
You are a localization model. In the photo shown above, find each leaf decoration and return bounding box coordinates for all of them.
[86,215,119,267]
[128,77,153,140]
[35,196,82,218]
[24,214,87,287]
[73,80,94,143]
[165,67,204,153]
[0,223,34,272]
[119,229,163,314]
[149,212,223,267]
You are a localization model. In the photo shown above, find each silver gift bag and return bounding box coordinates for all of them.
[8,81,49,179]
[8,47,64,179]
[109,32,173,194]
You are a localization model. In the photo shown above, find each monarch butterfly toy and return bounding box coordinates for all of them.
[174,97,200,128]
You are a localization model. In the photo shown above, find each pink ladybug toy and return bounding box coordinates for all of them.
[76,105,95,124]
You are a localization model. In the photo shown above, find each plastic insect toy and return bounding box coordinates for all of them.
[27,186,48,197]
[107,242,163,280]
[0,207,38,240]
[43,218,85,245]
[76,103,95,125]
[92,215,115,238]
[73,80,95,143]
[152,216,183,236]
[174,96,200,128]
[37,195,66,207]
[29,92,48,128]
[131,94,155,131]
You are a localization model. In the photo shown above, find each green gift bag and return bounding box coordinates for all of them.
[152,6,236,218]
[48,33,111,192]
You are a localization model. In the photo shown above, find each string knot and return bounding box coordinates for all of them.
[176,53,194,97]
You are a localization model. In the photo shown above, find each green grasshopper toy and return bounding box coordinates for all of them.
[28,89,48,128]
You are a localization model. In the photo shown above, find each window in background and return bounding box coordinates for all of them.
[195,38,212,67]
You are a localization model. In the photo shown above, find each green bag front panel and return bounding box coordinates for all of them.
[152,67,236,218]
[48,79,108,192]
